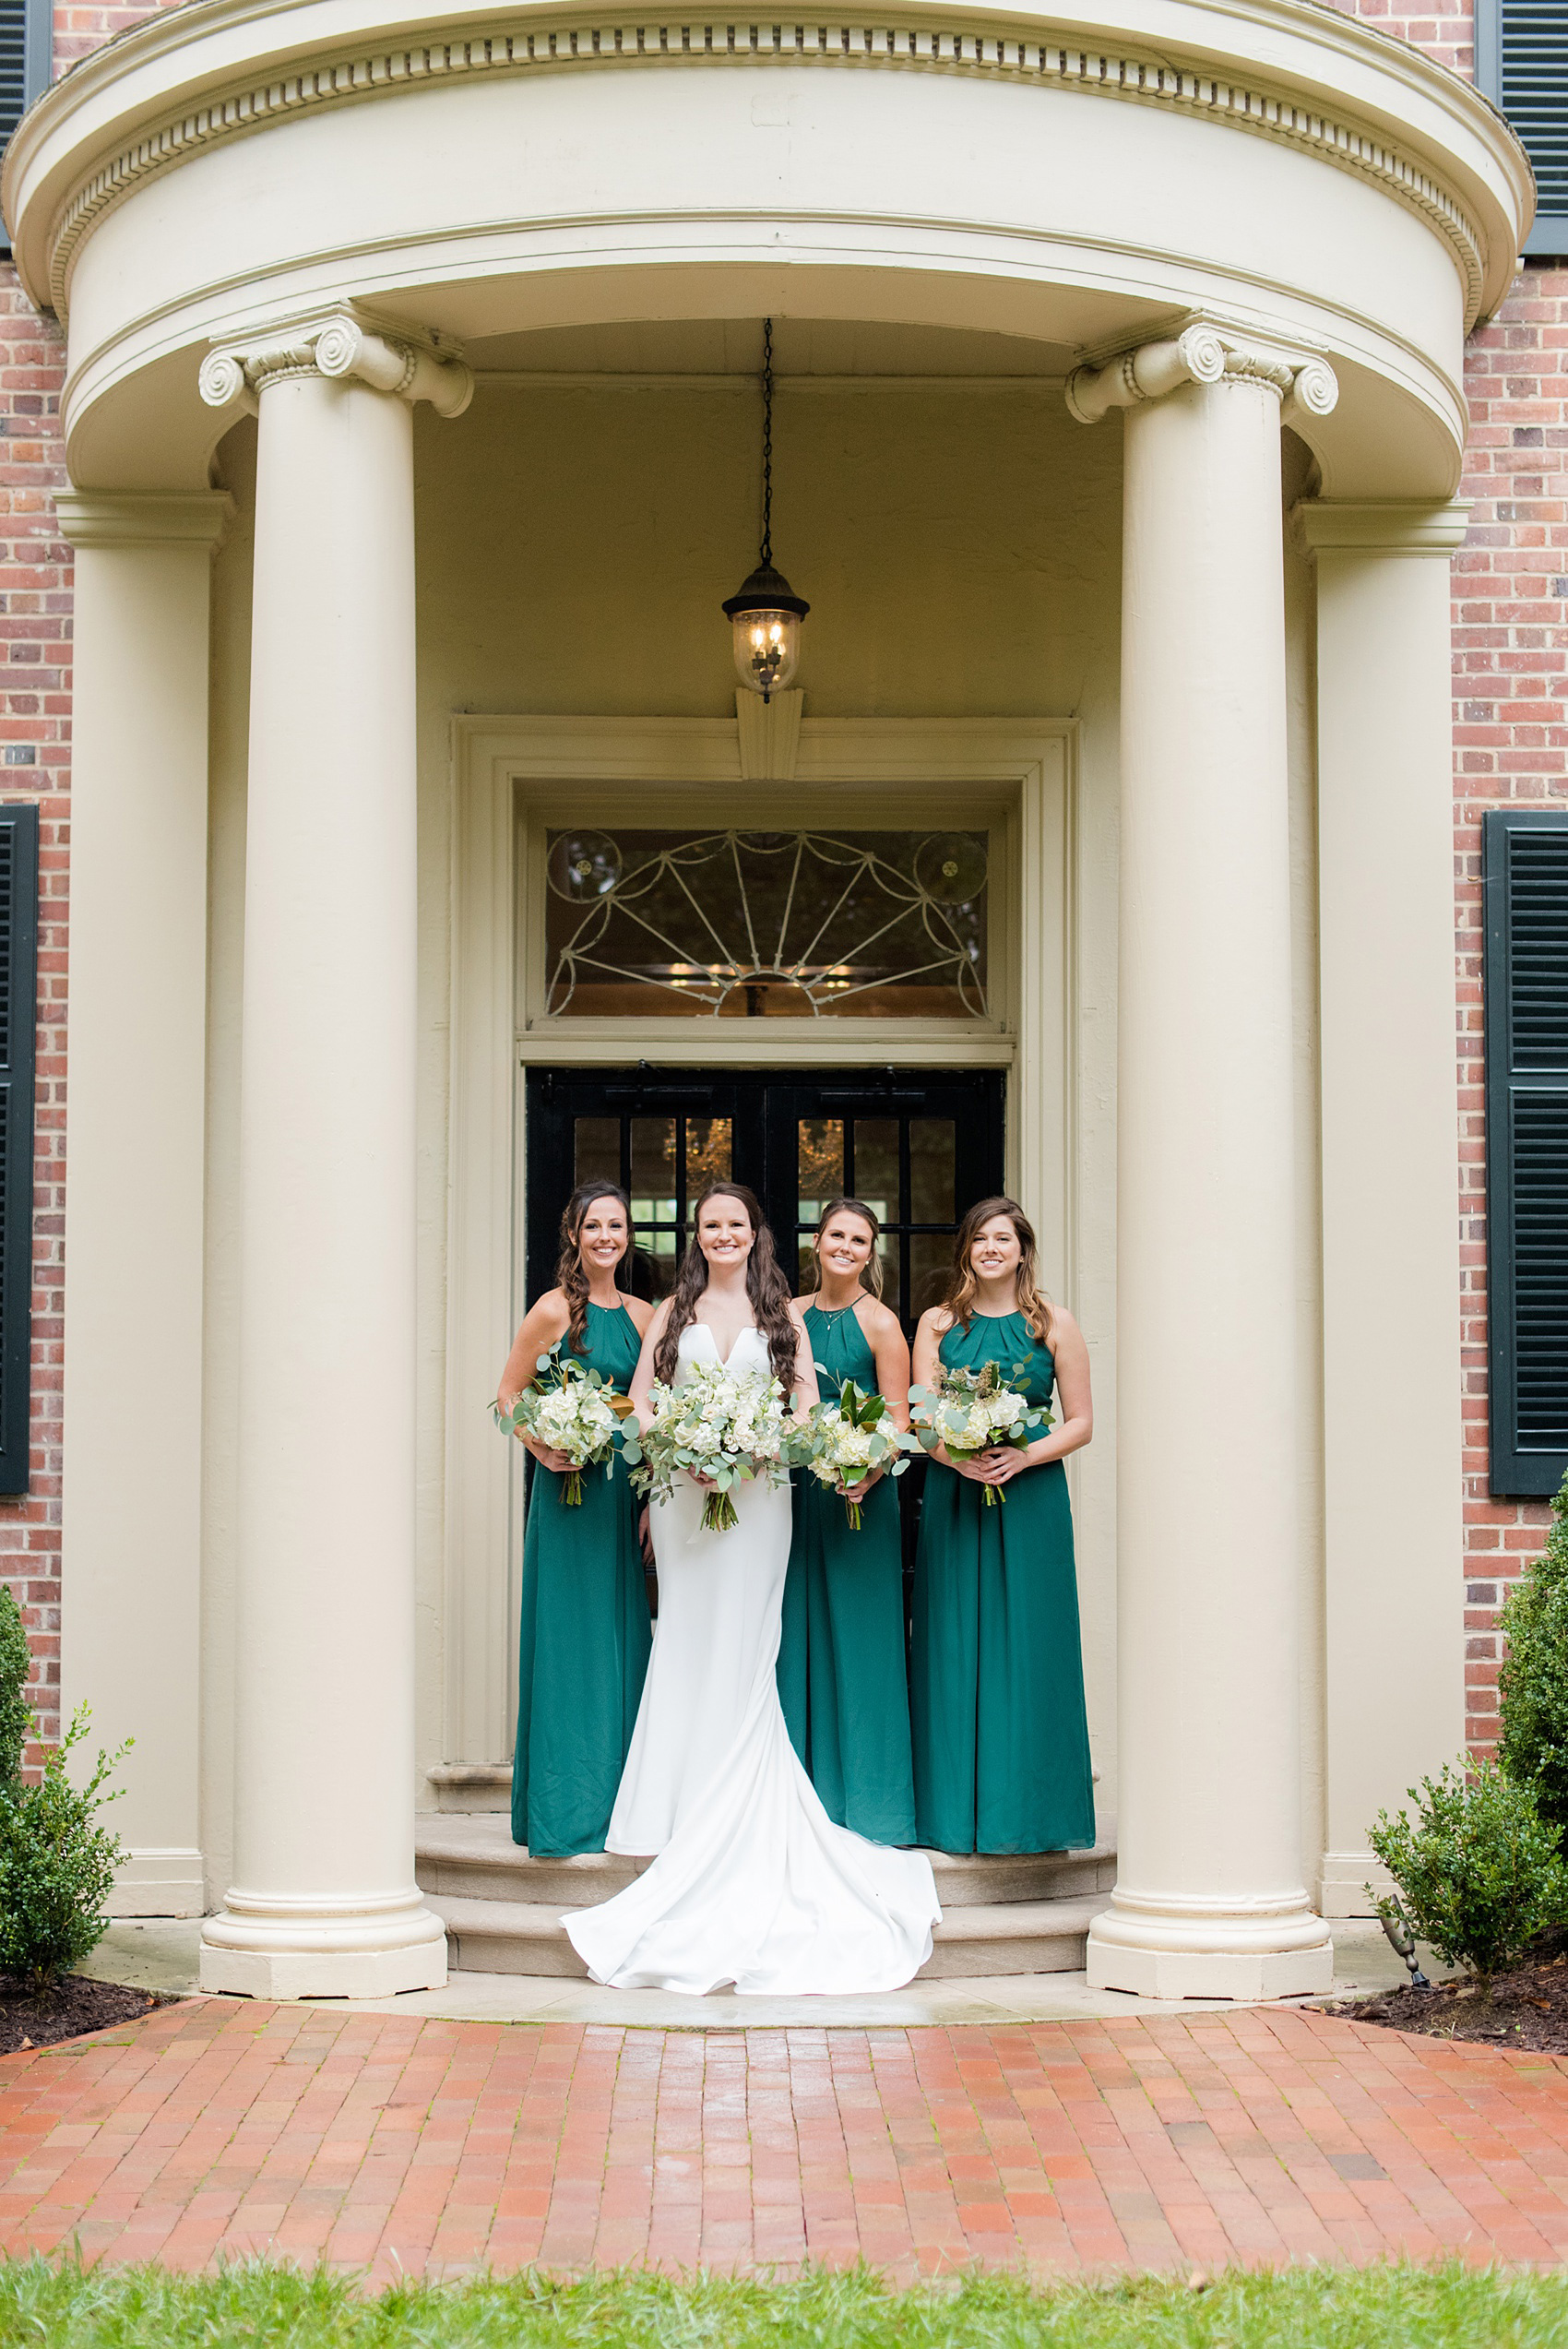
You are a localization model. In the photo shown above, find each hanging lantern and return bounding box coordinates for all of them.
[723,319,809,703]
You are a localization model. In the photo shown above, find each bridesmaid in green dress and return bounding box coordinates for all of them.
[909,1196,1096,1855]
[497,1184,655,1857]
[778,1198,917,1844]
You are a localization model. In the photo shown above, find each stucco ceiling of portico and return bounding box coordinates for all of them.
[2,0,1530,495]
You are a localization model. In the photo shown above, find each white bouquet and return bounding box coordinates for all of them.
[801,1376,917,1532]
[493,1341,627,1506]
[622,1359,797,1534]
[909,1360,1052,1508]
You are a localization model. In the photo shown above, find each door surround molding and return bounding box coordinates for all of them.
[443,712,1076,1771]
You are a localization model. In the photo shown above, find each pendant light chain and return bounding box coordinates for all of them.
[760,316,774,569]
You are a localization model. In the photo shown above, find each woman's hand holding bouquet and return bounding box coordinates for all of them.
[492,1341,630,1504]
[800,1376,917,1532]
[909,1360,1052,1506]
[622,1360,795,1534]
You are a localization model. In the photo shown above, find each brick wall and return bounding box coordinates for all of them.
[0,277,67,1763]
[0,0,1560,1771]
[1452,268,1568,1750]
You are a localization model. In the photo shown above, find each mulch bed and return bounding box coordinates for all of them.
[1325,1926,1568,2054]
[0,1973,160,2055]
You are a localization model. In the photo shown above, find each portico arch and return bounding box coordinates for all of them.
[2,0,1528,1997]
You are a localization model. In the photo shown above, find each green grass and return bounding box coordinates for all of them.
[0,2260,1565,2347]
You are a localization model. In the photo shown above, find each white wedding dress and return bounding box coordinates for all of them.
[564,1323,941,1995]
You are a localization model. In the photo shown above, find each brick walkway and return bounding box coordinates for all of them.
[1,1999,1566,2279]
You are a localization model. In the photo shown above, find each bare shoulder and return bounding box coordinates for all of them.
[528,1287,572,1336]
[646,1295,673,1334]
[1045,1304,1086,1353]
[786,1296,813,1327]
[918,1304,955,1338]
[624,1294,657,1337]
[858,1295,904,1340]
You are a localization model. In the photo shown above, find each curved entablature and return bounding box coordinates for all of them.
[4,0,1530,328]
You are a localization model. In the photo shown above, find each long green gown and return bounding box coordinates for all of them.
[510,1300,651,1857]
[777,1302,917,1845]
[909,1309,1095,1854]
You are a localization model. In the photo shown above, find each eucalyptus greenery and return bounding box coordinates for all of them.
[1368,1757,1568,1985]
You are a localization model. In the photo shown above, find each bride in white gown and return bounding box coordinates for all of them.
[565,1182,940,1996]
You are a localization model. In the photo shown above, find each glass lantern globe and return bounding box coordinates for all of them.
[722,563,810,703]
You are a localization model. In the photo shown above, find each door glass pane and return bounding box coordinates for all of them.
[852,1119,900,1224]
[573,1116,621,1189]
[909,1232,953,1319]
[876,1239,902,1323]
[636,1226,680,1301]
[630,1117,676,1217]
[796,1118,844,1218]
[684,1116,732,1193]
[909,1118,956,1224]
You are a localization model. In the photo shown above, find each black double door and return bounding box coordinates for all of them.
[525,1067,1005,1337]
[525,1064,1005,1599]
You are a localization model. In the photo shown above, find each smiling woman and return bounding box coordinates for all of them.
[494,1184,656,1859]
[910,1197,1097,1856]
[563,1183,940,1993]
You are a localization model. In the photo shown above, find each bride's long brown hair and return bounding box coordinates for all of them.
[942,1196,1054,1346]
[653,1182,799,1388]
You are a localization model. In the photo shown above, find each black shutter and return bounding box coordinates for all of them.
[0,0,24,154]
[0,807,38,1496]
[1478,0,1568,258]
[1485,808,1568,1496]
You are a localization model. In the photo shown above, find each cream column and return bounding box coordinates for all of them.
[57,490,231,1917]
[1067,324,1337,1997]
[196,313,471,1997]
[1300,501,1468,1917]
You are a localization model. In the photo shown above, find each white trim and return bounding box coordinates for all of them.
[444,711,1075,1768]
[107,1847,208,1917]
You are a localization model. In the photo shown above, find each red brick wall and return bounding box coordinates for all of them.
[1452,268,1568,1751]
[0,278,67,1762]
[0,0,1559,1772]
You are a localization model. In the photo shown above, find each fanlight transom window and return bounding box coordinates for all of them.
[543,826,989,1019]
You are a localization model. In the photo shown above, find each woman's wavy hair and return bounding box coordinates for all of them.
[555,1181,633,1354]
[653,1181,799,1388]
[943,1196,1053,1346]
[809,1198,885,1299]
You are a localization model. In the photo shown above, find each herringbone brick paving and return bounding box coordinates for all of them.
[1,2000,1567,2279]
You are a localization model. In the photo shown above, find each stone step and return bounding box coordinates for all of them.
[416,1811,1115,1912]
[428,1891,1104,1981]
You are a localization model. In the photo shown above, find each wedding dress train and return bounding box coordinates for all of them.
[564,1323,941,1995]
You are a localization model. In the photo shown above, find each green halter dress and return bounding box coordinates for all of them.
[511,1299,651,1857]
[909,1309,1095,1854]
[776,1301,917,1845]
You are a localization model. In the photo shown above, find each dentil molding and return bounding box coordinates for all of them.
[198,306,474,417]
[1065,320,1339,429]
[32,14,1491,329]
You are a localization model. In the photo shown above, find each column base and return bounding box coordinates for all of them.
[199,1884,449,1999]
[1086,1886,1335,2001]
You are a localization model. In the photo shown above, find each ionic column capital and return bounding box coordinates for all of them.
[199,307,473,421]
[1066,319,1338,430]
